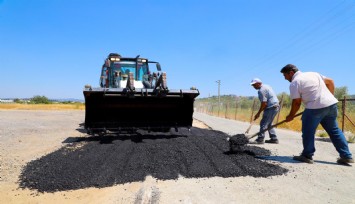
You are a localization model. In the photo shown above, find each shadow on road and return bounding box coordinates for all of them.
[63,134,188,144]
[315,137,332,143]
[258,156,343,166]
[256,156,298,163]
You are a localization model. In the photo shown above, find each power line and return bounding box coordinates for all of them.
[289,21,355,63]
[283,2,355,57]
[243,0,354,72]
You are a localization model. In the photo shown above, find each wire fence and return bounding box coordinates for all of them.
[195,96,355,140]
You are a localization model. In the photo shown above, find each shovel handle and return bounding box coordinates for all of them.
[247,111,303,139]
[245,119,256,134]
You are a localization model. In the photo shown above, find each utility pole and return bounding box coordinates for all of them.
[215,80,221,104]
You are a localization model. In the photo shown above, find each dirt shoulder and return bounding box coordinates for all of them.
[1,110,354,204]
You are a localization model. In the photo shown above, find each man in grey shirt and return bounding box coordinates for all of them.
[250,78,280,144]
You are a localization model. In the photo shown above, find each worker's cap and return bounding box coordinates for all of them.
[250,78,262,85]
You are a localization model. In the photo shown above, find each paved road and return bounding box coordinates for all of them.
[2,110,354,204]
[193,112,299,138]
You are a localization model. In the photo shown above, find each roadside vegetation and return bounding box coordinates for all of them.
[195,86,355,142]
[1,90,354,142]
[0,95,84,110]
[0,103,85,110]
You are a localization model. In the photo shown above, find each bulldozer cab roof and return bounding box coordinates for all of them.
[104,54,161,71]
[106,54,152,63]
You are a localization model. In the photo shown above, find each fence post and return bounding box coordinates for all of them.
[249,99,257,123]
[342,96,346,132]
[276,94,284,124]
[218,103,220,117]
[234,99,238,120]
[225,103,228,119]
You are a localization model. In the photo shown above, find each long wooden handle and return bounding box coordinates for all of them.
[245,120,255,134]
[247,111,303,139]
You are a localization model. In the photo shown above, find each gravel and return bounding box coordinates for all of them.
[19,127,288,192]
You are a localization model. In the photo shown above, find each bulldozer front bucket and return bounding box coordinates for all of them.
[83,87,199,134]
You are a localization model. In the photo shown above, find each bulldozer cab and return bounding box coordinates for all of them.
[99,54,160,89]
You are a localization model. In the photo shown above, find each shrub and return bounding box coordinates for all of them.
[344,131,355,143]
[30,95,52,104]
[316,130,328,138]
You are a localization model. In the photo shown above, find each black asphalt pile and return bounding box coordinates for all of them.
[19,127,288,192]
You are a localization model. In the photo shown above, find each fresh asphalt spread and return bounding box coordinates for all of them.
[19,127,288,192]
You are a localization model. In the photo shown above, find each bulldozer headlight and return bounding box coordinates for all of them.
[137,59,147,63]
[110,57,120,61]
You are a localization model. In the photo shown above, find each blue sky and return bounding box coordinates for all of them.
[1,0,354,100]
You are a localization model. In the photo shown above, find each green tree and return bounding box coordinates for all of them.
[277,92,291,108]
[14,98,21,103]
[30,95,51,104]
[239,96,254,109]
[334,86,348,100]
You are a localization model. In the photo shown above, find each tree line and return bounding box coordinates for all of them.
[196,86,352,109]
[13,96,76,104]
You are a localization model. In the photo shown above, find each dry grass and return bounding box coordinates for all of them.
[202,107,355,136]
[274,109,303,132]
[208,107,303,131]
[2,103,353,139]
[0,103,85,110]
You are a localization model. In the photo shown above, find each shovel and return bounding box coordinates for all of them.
[245,119,256,134]
[246,111,303,140]
[228,111,303,152]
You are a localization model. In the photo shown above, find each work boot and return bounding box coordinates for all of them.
[293,155,314,164]
[337,157,354,165]
[249,138,264,144]
[265,139,279,144]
